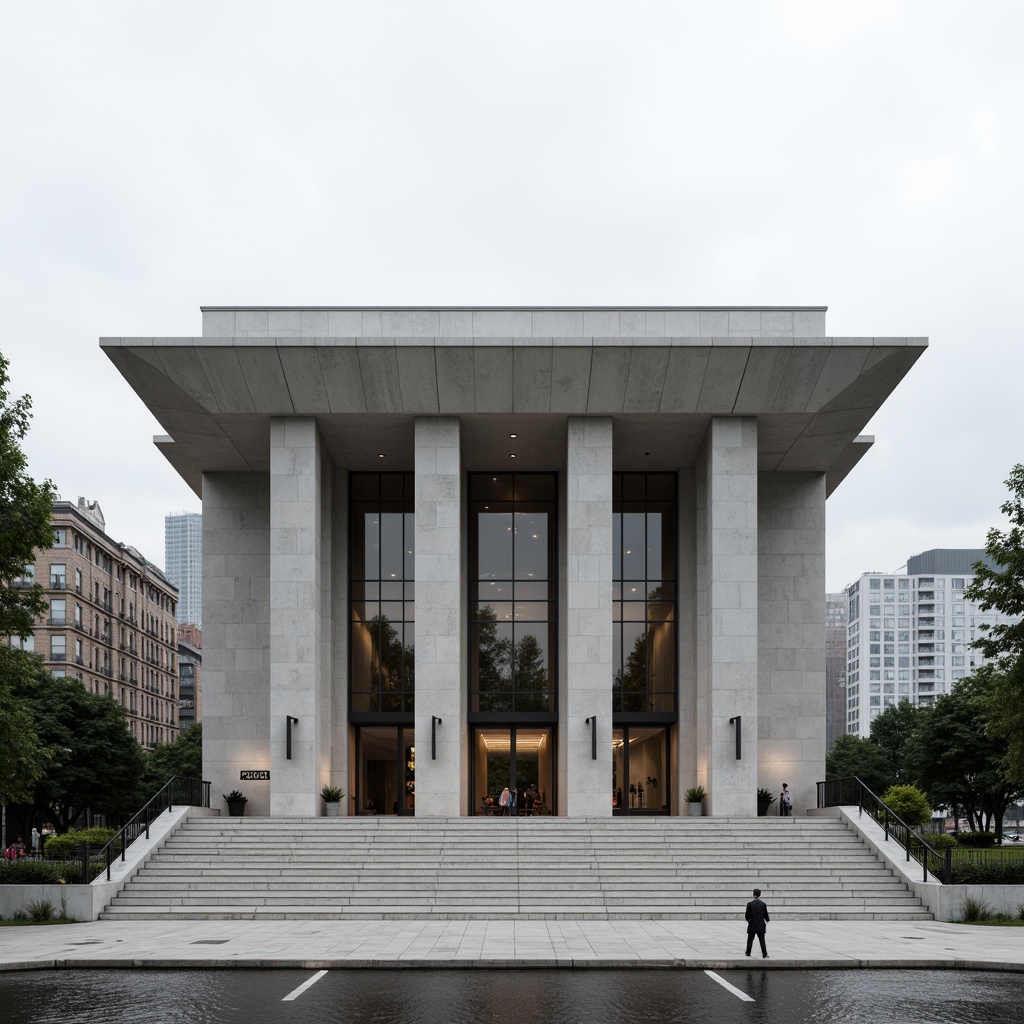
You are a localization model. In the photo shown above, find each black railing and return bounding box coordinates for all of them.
[817,775,952,884]
[97,775,211,881]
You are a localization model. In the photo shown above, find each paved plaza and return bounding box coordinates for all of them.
[1,918,1021,972]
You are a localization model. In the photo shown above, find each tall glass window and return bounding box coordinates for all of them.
[350,473,415,714]
[470,474,556,713]
[613,473,676,713]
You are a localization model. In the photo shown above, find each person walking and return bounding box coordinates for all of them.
[745,888,770,958]
[499,786,510,816]
[30,828,40,860]
[779,783,793,816]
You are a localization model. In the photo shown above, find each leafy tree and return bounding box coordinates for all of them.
[0,350,57,639]
[139,723,203,797]
[17,674,145,831]
[905,671,1024,840]
[0,351,56,819]
[475,605,512,711]
[964,465,1024,784]
[869,700,921,785]
[825,733,893,795]
[880,784,932,827]
[0,648,50,805]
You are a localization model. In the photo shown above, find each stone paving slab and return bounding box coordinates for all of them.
[1,919,1022,973]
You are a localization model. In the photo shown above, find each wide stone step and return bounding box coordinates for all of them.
[102,817,930,922]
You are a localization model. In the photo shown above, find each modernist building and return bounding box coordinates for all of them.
[165,511,203,627]
[825,592,848,752]
[12,498,180,749]
[103,306,926,817]
[843,548,1010,737]
[176,624,203,729]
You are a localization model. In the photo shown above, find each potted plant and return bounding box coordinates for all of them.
[757,787,777,817]
[684,785,706,817]
[223,790,248,817]
[321,784,344,817]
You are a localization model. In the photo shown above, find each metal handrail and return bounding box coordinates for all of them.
[97,775,211,881]
[817,775,951,884]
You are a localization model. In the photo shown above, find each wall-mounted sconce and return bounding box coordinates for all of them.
[729,715,742,760]
[432,715,442,760]
[286,716,299,760]
[585,716,597,760]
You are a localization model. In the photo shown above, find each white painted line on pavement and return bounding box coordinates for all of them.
[704,970,755,1002]
[282,969,329,1001]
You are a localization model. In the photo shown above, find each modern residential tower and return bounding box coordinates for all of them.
[165,511,202,627]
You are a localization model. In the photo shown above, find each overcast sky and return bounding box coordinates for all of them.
[1,1,1021,593]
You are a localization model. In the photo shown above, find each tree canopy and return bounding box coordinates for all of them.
[16,672,145,831]
[964,464,1024,784]
[139,723,203,797]
[0,350,57,639]
[869,700,921,786]
[825,733,893,795]
[905,670,1024,840]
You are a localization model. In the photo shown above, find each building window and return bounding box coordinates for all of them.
[469,473,556,714]
[50,634,66,661]
[53,528,67,547]
[612,474,676,714]
[350,473,415,715]
[49,563,66,589]
[48,598,66,626]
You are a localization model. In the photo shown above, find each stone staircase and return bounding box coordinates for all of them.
[100,816,931,921]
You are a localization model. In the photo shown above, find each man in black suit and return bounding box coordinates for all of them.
[745,888,770,958]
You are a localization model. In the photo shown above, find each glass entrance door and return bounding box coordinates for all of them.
[612,726,668,814]
[472,727,554,815]
[356,726,415,815]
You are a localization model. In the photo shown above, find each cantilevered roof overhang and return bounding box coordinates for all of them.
[101,307,926,499]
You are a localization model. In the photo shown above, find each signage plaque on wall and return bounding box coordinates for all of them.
[240,770,270,781]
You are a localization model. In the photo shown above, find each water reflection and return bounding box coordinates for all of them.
[1,970,1022,1024]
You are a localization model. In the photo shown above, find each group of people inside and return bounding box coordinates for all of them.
[480,784,542,815]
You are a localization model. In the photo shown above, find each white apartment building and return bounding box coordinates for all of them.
[165,511,202,626]
[844,549,1011,737]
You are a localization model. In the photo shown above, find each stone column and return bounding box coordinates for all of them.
[696,418,759,816]
[201,472,271,816]
[758,472,826,817]
[269,418,324,816]
[563,417,613,817]
[414,417,464,815]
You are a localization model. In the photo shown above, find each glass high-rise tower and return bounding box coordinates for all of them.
[165,511,202,626]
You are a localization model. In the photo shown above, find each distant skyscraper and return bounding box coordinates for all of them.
[165,512,202,626]
[825,592,848,752]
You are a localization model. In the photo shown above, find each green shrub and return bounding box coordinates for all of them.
[927,833,958,849]
[960,894,994,922]
[951,861,1024,885]
[27,898,55,922]
[43,827,117,860]
[880,785,932,827]
[0,859,73,885]
[954,831,997,848]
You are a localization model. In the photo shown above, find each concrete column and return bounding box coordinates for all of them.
[269,418,324,816]
[329,470,350,813]
[563,417,613,816]
[758,472,826,817]
[696,418,758,816]
[201,472,271,816]
[676,467,698,813]
[414,417,464,815]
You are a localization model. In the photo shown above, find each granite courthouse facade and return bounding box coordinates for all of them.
[103,307,925,819]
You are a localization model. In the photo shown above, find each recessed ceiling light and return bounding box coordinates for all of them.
[377,453,385,459]
[509,433,517,439]
[510,453,517,459]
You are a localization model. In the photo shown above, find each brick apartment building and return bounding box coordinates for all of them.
[12,498,180,748]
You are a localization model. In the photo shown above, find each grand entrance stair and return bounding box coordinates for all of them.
[100,816,931,921]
